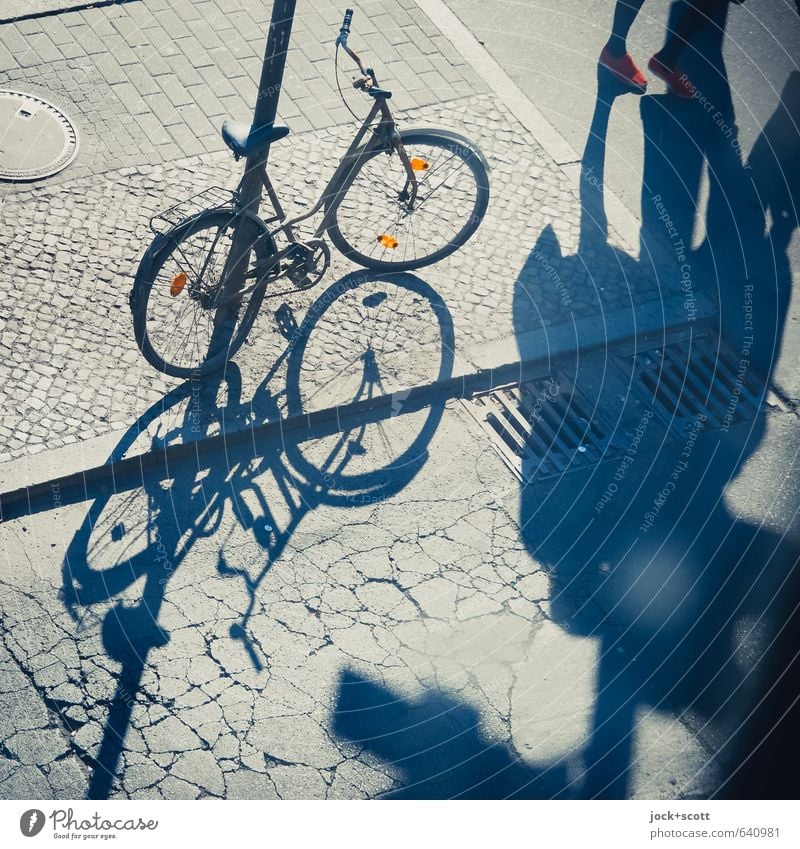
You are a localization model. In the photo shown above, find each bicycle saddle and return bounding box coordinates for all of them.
[221,120,290,157]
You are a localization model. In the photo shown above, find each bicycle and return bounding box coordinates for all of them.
[130,8,490,378]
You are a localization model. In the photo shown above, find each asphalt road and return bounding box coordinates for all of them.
[453,0,799,215]
[454,0,800,399]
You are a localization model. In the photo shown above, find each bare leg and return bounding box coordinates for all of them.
[604,0,648,57]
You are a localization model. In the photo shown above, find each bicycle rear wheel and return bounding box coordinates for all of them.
[131,210,276,378]
[327,129,490,272]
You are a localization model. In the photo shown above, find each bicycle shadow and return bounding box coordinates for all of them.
[61,363,272,799]
[59,270,454,799]
[512,3,799,798]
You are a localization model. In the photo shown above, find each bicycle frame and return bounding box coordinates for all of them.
[235,94,419,247]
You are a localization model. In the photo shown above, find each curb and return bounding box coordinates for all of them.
[0,292,714,520]
[413,0,641,254]
[459,292,715,372]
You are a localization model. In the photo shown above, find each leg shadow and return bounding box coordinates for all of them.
[332,670,569,799]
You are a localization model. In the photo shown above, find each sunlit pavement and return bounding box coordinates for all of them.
[1,0,798,800]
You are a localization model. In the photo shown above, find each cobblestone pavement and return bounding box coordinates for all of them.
[0,95,651,458]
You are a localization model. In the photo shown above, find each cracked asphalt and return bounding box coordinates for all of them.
[2,0,798,805]
[0,392,717,800]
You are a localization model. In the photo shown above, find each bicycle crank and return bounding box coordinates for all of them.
[283,239,330,291]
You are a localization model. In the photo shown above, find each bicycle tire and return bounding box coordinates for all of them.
[131,210,276,378]
[327,129,490,272]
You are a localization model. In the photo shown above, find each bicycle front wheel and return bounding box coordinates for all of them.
[327,129,490,272]
[131,210,276,378]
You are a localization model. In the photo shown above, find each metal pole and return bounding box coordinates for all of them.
[253,1,297,147]
[209,0,297,364]
[240,0,298,213]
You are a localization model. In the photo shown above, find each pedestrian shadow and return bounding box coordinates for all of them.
[332,669,569,799]
[57,270,454,799]
[511,2,799,798]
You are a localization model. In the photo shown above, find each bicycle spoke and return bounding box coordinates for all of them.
[138,215,267,374]
[172,228,218,289]
[333,134,485,268]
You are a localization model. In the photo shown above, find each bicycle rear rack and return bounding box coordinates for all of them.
[149,186,239,235]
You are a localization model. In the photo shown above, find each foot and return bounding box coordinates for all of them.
[647,55,696,99]
[599,45,648,92]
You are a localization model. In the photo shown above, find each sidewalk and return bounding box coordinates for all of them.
[0,1,768,804]
[0,0,677,469]
[2,0,483,174]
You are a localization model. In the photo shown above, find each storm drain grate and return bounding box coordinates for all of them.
[463,374,616,482]
[620,334,765,436]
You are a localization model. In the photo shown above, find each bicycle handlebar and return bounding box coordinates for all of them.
[336,7,372,80]
[338,8,354,45]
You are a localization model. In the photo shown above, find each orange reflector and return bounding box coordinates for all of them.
[170,272,187,296]
[410,157,429,171]
[377,234,399,249]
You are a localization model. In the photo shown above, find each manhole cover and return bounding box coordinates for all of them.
[0,90,79,181]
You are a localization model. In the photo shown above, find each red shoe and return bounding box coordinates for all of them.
[647,55,696,99]
[599,46,648,92]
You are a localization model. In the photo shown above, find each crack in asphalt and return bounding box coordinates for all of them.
[0,433,560,799]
